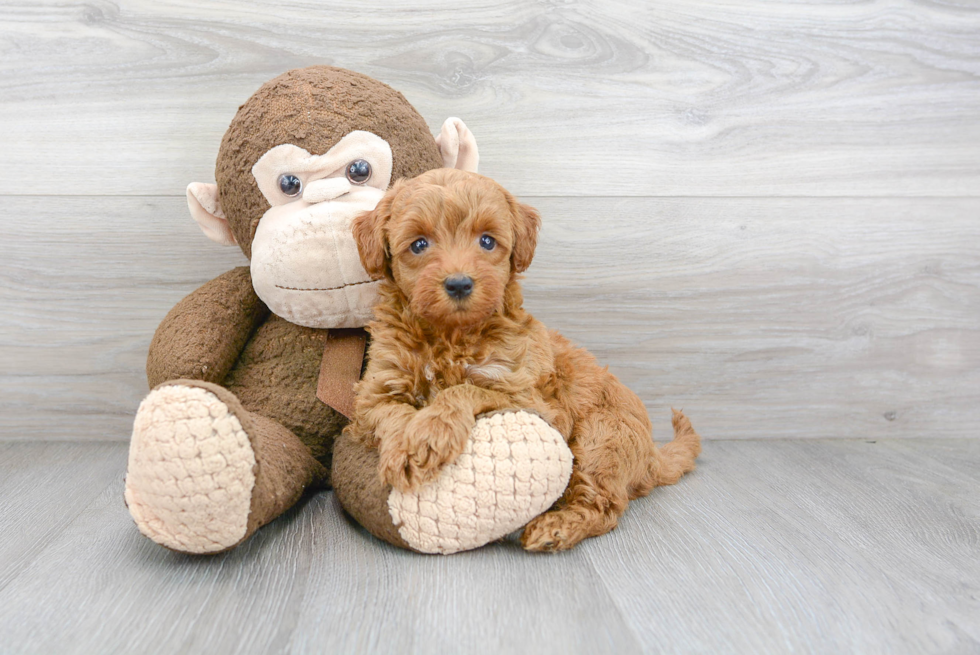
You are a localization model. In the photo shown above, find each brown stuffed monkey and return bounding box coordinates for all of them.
[123,66,494,554]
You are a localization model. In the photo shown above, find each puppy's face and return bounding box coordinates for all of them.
[353,169,540,329]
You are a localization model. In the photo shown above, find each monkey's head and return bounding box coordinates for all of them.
[186,66,479,328]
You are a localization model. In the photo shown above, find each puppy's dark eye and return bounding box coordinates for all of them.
[278,174,302,197]
[479,234,496,251]
[410,237,429,254]
[346,159,372,184]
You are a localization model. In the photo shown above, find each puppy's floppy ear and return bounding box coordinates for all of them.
[510,200,541,273]
[353,181,402,279]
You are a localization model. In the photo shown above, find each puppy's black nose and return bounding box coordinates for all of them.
[444,275,474,300]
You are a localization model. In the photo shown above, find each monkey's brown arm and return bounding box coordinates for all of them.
[146,266,269,388]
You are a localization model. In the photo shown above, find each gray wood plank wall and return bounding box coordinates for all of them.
[1,0,978,441]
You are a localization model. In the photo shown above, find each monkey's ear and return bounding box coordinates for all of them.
[187,183,237,246]
[511,201,541,274]
[435,118,479,172]
[352,182,401,280]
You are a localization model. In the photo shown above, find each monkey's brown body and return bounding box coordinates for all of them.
[225,315,340,465]
[147,267,341,468]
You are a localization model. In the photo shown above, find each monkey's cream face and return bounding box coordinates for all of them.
[249,131,392,328]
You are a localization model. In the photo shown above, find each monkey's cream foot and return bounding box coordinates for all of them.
[125,380,327,554]
[125,384,257,554]
[387,411,573,554]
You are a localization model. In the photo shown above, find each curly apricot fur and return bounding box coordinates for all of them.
[346,169,702,550]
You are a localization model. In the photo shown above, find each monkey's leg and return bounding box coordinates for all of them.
[124,380,326,554]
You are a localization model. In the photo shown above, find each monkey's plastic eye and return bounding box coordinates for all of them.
[410,238,429,254]
[479,234,496,251]
[346,159,372,184]
[278,174,302,197]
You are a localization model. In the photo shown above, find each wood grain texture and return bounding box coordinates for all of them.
[585,438,980,654]
[0,196,247,440]
[1,0,979,197]
[2,195,977,440]
[0,442,124,589]
[0,439,976,654]
[2,2,977,651]
[532,196,980,440]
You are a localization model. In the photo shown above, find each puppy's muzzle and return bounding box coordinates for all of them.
[444,275,474,300]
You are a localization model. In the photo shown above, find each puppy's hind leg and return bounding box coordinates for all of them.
[521,407,651,552]
[521,406,702,552]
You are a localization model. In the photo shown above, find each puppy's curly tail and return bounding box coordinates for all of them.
[654,409,702,486]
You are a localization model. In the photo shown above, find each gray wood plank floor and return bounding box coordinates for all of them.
[0,439,977,654]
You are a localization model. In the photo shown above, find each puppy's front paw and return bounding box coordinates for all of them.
[378,431,412,492]
[379,407,471,492]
